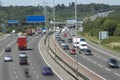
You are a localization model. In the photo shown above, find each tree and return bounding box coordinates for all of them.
[102,20,117,36]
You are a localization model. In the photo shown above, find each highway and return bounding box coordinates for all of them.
[1,30,120,80]
[0,34,60,80]
[54,29,120,80]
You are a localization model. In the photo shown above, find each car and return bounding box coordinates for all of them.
[71,34,75,38]
[80,38,86,42]
[4,54,12,62]
[61,39,65,42]
[56,36,61,41]
[19,57,28,65]
[62,45,69,50]
[84,49,92,55]
[61,41,67,46]
[55,35,59,38]
[67,38,72,43]
[19,52,27,58]
[63,33,67,37]
[70,48,76,55]
[5,47,11,52]
[107,58,119,68]
[55,34,59,38]
[42,66,53,75]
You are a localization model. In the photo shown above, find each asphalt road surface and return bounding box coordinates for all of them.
[55,29,120,80]
[0,34,60,80]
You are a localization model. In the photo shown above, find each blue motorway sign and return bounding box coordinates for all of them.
[26,15,45,23]
[8,20,19,23]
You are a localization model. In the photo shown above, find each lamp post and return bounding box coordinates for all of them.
[0,18,6,33]
[53,0,57,59]
[75,0,78,79]
[43,0,47,29]
[53,0,55,39]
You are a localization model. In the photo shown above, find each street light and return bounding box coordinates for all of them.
[43,0,47,29]
[75,0,78,79]
[52,0,57,59]
[0,18,6,33]
[53,0,55,39]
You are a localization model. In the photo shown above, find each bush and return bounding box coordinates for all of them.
[101,36,120,44]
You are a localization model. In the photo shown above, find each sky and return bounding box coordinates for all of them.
[1,0,120,6]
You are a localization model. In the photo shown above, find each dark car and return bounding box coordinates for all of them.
[5,47,11,52]
[62,45,69,50]
[56,37,61,41]
[67,38,72,43]
[107,58,119,68]
[84,49,92,55]
[42,66,53,75]
[19,57,28,65]
[61,39,65,42]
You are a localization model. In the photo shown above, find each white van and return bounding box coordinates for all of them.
[79,41,87,50]
[73,38,80,48]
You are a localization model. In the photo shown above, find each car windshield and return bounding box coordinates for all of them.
[81,44,87,46]
[86,49,91,52]
[44,66,52,71]
[65,45,68,47]
[21,53,26,54]
[80,38,86,41]
[110,59,117,63]
[5,54,11,57]
[72,49,76,52]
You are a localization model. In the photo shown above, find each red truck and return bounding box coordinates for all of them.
[17,36,27,50]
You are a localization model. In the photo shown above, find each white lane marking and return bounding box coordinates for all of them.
[0,34,9,41]
[38,36,63,80]
[54,35,106,80]
[98,64,103,68]
[83,56,86,58]
[0,49,5,57]
[0,40,16,56]
[13,64,15,66]
[80,53,105,69]
[31,66,34,69]
[88,44,120,59]
[37,76,40,79]
[87,58,91,61]
[34,71,36,73]
[14,71,17,74]
[7,40,16,47]
[15,76,18,78]
[13,67,16,70]
[105,68,111,72]
[114,72,120,77]
[97,55,102,58]
[92,61,97,64]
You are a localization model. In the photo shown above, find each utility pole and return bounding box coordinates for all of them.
[43,0,47,28]
[0,0,1,7]
[75,0,79,79]
[53,0,55,39]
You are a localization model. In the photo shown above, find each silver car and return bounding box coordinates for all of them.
[4,54,13,62]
